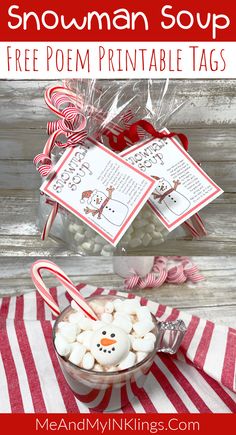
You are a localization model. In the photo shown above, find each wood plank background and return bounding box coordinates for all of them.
[0,79,235,327]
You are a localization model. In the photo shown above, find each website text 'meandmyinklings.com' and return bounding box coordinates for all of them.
[35,417,200,433]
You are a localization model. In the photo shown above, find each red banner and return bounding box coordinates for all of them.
[0,0,235,42]
[0,413,236,434]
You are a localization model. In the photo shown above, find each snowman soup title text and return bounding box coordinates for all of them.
[125,140,167,172]
[53,146,93,194]
[7,4,230,39]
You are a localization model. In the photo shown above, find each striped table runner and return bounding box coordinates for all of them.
[0,284,235,413]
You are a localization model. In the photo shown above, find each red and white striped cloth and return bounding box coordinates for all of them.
[0,285,235,413]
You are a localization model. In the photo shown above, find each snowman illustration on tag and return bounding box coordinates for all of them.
[81,186,129,227]
[151,176,190,217]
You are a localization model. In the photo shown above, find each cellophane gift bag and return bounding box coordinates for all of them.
[36,79,207,256]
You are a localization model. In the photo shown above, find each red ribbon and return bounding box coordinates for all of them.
[106,119,188,152]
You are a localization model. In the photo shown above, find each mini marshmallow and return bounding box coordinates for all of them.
[143,234,152,247]
[132,320,154,337]
[92,320,106,331]
[132,338,155,353]
[105,366,117,372]
[77,330,93,349]
[74,233,85,243]
[136,351,148,363]
[59,323,77,343]
[118,352,136,370]
[136,306,153,323]
[54,334,71,357]
[113,299,123,312]
[123,299,140,315]
[68,312,84,328]
[129,238,141,248]
[113,316,132,334]
[113,311,131,321]
[101,313,113,324]
[94,363,104,372]
[68,343,86,365]
[82,242,94,251]
[144,332,156,343]
[79,317,94,331]
[81,352,95,370]
[93,244,102,254]
[104,301,114,314]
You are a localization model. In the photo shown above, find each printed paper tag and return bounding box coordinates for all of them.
[41,138,156,246]
[120,128,223,231]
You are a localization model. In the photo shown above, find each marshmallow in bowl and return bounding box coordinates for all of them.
[54,297,156,372]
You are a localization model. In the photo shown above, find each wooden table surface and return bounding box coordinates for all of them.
[0,80,235,328]
[1,256,236,329]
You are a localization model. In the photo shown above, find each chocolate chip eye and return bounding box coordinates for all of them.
[102,331,106,335]
[110,333,115,338]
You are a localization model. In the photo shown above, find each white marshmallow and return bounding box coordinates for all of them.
[90,325,130,366]
[68,343,86,365]
[129,238,142,248]
[77,330,93,349]
[59,323,77,343]
[93,244,102,254]
[143,234,152,247]
[94,363,104,372]
[74,233,85,243]
[113,311,131,321]
[118,351,136,370]
[92,320,106,331]
[79,317,94,331]
[113,299,123,312]
[123,299,140,315]
[132,320,154,337]
[113,317,132,334]
[54,334,71,357]
[132,338,155,353]
[101,249,112,257]
[144,332,156,343]
[68,312,84,328]
[136,306,153,323]
[82,242,94,251]
[81,352,95,370]
[101,313,113,324]
[106,366,117,372]
[104,301,114,314]
[136,351,148,363]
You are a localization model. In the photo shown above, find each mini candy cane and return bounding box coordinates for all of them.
[124,256,204,289]
[30,260,98,320]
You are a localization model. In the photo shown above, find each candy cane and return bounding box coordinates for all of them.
[41,201,59,241]
[31,260,98,320]
[124,256,204,289]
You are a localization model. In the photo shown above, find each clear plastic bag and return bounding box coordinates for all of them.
[37,79,203,256]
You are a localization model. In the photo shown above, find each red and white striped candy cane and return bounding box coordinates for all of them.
[30,260,98,320]
[124,256,204,289]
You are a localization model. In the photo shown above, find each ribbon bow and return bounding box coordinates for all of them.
[34,86,88,177]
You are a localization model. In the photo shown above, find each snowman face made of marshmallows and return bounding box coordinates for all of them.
[90,325,130,366]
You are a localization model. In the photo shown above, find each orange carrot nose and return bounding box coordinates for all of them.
[100,338,117,346]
